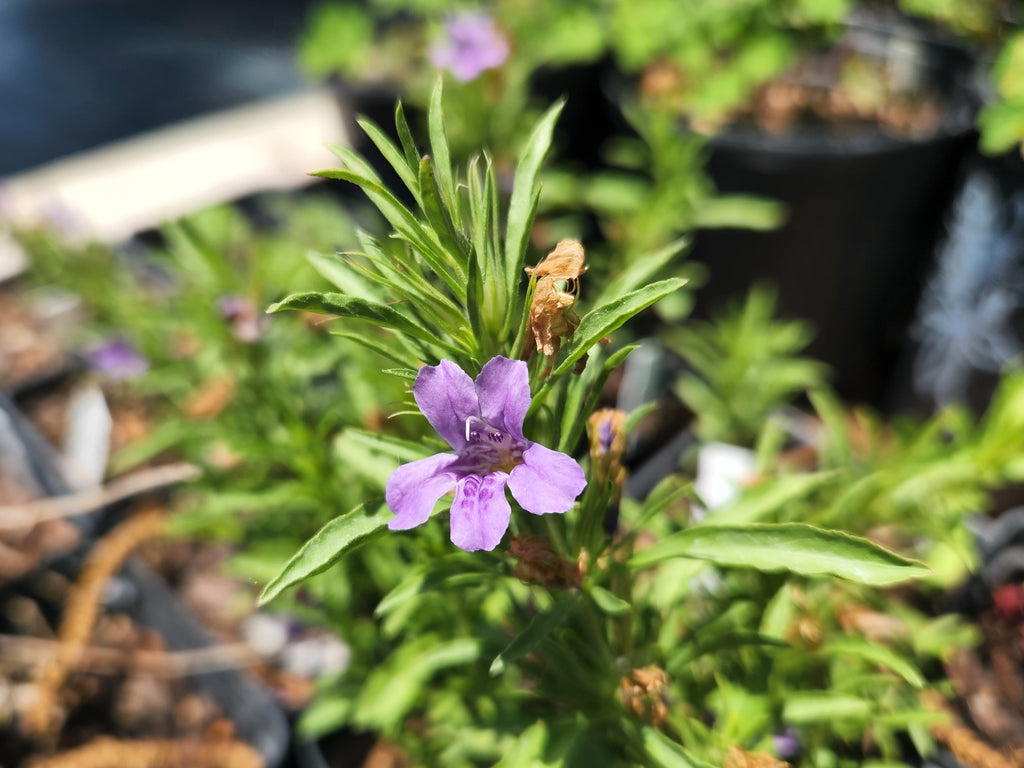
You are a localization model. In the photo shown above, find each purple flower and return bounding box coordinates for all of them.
[219,294,265,342]
[429,12,510,83]
[773,727,800,761]
[386,356,586,551]
[84,338,149,379]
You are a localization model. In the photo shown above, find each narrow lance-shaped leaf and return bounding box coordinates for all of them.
[467,155,501,339]
[312,165,466,299]
[552,278,687,377]
[428,78,459,227]
[504,100,565,317]
[268,291,462,357]
[329,331,410,368]
[782,693,873,724]
[641,727,713,768]
[593,238,689,308]
[820,637,925,689]
[305,250,378,301]
[629,523,930,586]
[490,598,573,676]
[504,187,541,338]
[259,505,390,605]
[709,470,840,527]
[394,100,421,173]
[418,156,471,269]
[357,116,422,207]
[354,231,466,329]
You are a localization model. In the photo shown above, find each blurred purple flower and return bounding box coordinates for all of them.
[429,12,509,82]
[85,338,149,379]
[219,294,265,342]
[386,356,586,551]
[773,727,800,761]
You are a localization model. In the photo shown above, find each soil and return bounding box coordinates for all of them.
[0,371,312,767]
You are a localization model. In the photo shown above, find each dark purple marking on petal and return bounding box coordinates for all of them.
[449,472,511,551]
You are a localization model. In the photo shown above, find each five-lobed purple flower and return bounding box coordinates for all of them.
[386,356,586,551]
[429,11,510,83]
[84,338,149,380]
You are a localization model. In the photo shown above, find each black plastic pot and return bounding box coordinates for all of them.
[0,394,290,767]
[686,16,979,408]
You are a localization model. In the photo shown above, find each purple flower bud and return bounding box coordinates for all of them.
[429,12,509,82]
[85,338,149,380]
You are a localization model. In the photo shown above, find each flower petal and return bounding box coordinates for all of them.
[414,359,479,449]
[449,473,511,551]
[475,356,531,439]
[508,443,586,515]
[386,453,458,531]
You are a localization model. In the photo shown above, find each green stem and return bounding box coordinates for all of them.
[543,513,570,560]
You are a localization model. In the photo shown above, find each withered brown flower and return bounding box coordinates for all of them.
[521,239,587,378]
[619,666,669,726]
[508,534,581,589]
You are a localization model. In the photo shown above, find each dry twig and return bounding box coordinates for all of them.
[0,633,259,677]
[27,735,263,768]
[23,506,166,738]
[0,463,200,532]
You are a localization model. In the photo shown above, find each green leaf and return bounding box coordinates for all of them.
[783,692,872,724]
[629,523,930,585]
[428,79,459,226]
[375,565,486,619]
[305,250,377,300]
[593,238,689,307]
[641,727,711,768]
[710,470,839,526]
[504,100,565,313]
[490,598,574,676]
[394,101,421,174]
[553,278,686,377]
[418,156,470,268]
[690,194,787,230]
[354,637,481,732]
[329,330,410,368]
[258,505,390,605]
[268,291,459,354]
[313,161,466,298]
[296,692,353,739]
[820,637,925,689]
[588,585,631,615]
[357,116,421,206]
[978,100,1024,155]
[341,429,431,463]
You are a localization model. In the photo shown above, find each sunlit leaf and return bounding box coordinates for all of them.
[630,523,929,585]
[259,505,390,605]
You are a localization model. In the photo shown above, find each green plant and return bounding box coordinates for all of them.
[254,83,943,768]
[672,286,828,446]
